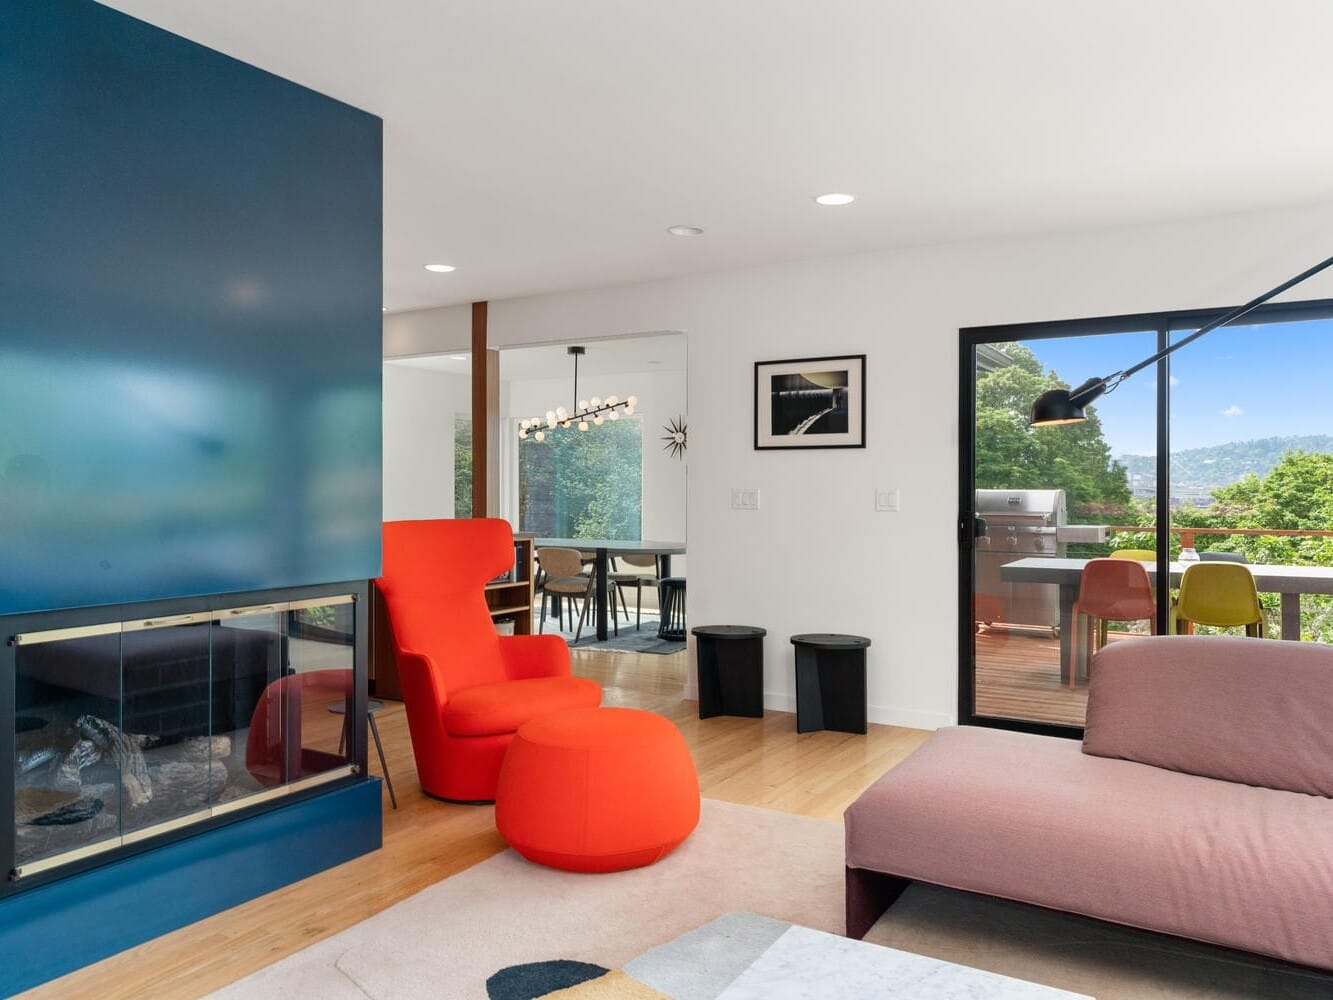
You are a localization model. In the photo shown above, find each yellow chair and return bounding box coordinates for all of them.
[1110,549,1156,561]
[1173,562,1264,637]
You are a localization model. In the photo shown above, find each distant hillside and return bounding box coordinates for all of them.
[1119,435,1333,490]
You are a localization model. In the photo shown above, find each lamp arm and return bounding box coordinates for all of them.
[1066,252,1333,409]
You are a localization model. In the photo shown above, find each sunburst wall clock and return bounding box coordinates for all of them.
[662,415,687,459]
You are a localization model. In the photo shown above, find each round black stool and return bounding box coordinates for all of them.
[790,633,871,734]
[692,625,766,719]
[657,577,687,640]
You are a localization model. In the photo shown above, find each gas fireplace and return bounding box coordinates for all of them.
[5,585,368,888]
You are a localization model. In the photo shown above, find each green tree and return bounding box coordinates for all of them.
[976,344,1133,527]
[454,416,473,516]
[1141,451,1333,639]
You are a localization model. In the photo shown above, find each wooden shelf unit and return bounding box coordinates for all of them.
[485,534,535,635]
[371,532,535,701]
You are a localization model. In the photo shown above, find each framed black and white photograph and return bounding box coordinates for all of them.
[754,354,866,450]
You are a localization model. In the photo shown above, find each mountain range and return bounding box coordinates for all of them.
[1118,435,1333,490]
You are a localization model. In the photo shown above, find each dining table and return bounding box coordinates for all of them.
[998,556,1333,682]
[536,538,687,642]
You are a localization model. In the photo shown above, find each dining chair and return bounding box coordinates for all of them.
[1069,558,1157,687]
[536,547,591,636]
[1200,551,1250,564]
[609,553,659,630]
[1173,562,1264,637]
[1110,548,1156,561]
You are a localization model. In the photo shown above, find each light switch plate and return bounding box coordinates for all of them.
[875,489,899,512]
[731,488,760,510]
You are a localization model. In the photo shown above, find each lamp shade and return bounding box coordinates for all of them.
[1029,388,1088,427]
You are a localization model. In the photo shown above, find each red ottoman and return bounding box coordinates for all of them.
[495,707,700,873]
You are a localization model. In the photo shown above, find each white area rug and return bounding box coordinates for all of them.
[210,799,1333,1000]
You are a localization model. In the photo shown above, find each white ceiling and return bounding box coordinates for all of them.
[103,1,1333,312]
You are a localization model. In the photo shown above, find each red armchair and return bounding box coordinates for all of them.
[378,518,601,801]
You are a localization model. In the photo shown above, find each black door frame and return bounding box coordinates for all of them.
[958,298,1333,738]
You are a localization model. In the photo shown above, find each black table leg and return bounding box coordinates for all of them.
[595,548,610,641]
[659,554,672,577]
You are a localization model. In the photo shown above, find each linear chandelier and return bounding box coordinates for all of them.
[518,345,638,441]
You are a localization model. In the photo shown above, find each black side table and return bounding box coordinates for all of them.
[790,633,871,734]
[692,625,766,719]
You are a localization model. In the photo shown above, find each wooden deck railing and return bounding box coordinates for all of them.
[1106,526,1333,548]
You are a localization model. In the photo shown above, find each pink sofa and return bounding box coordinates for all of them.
[844,635,1333,970]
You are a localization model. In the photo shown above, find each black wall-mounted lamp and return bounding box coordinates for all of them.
[1029,254,1333,427]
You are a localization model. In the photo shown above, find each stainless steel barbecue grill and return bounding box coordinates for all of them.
[974,489,1067,635]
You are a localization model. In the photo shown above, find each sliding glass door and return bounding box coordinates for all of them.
[961,303,1333,734]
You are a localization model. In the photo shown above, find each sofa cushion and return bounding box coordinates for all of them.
[845,725,1333,970]
[1083,635,1333,798]
[444,675,602,737]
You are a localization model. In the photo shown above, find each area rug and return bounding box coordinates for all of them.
[545,615,686,655]
[208,800,1333,1000]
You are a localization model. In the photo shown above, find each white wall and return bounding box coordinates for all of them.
[386,201,1333,728]
[382,363,471,520]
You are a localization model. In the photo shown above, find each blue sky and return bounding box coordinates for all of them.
[1022,318,1333,456]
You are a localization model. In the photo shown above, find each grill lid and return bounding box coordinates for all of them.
[975,489,1067,525]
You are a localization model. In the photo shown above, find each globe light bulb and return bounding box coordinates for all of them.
[578,420,589,432]
[545,410,556,423]
[556,406,568,420]
[578,399,589,411]
[547,417,557,428]
[627,395,638,408]
[562,420,571,428]
[593,415,604,426]
[624,404,635,415]
[608,410,619,420]
[518,428,528,439]
[520,418,531,430]
[606,395,619,406]
[534,429,545,442]
[590,396,602,409]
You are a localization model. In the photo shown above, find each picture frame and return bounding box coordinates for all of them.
[754,354,866,450]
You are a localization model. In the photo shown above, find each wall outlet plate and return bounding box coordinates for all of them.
[731,488,760,510]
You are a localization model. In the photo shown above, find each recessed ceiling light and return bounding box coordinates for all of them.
[425,263,456,273]
[667,225,704,237]
[814,193,855,206]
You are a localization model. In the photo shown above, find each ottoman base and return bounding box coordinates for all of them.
[496,707,700,873]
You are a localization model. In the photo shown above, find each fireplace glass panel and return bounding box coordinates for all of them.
[11,596,356,877]
[15,632,125,868]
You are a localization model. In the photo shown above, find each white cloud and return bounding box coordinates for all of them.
[1221,404,1244,417]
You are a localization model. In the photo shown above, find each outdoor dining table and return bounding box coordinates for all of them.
[998,556,1333,682]
[536,538,686,642]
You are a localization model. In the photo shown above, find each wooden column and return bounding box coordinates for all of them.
[470,301,500,517]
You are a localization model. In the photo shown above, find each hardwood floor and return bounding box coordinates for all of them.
[25,648,931,999]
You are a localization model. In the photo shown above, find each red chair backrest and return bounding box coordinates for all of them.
[379,518,515,692]
[1077,557,1155,619]
[246,668,352,786]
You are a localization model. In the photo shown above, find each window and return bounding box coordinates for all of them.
[517,418,642,538]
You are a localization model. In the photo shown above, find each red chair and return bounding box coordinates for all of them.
[246,668,351,787]
[378,519,602,802]
[1069,558,1157,687]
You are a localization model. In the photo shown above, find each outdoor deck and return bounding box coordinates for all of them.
[973,627,1137,729]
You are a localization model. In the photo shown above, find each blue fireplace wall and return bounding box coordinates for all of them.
[0,0,383,615]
